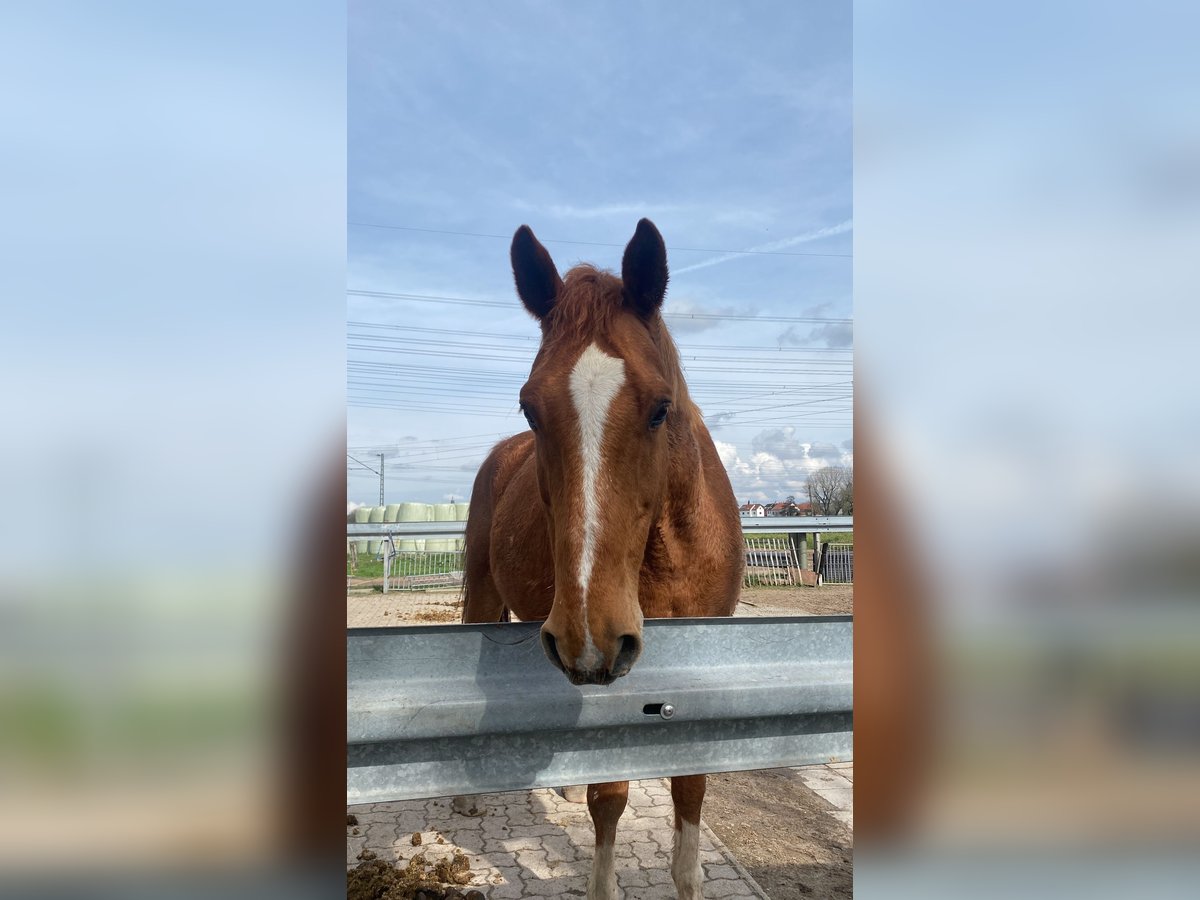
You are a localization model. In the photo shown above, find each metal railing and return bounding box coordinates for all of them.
[743,535,804,586]
[347,615,852,804]
[352,520,855,592]
[821,543,855,584]
[372,539,849,592]
[380,535,464,593]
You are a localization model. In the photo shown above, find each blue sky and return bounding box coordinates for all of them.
[347,1,852,506]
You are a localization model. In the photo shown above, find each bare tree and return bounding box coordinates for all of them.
[806,466,853,515]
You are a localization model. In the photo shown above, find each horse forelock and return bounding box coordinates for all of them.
[540,265,689,406]
[540,265,623,349]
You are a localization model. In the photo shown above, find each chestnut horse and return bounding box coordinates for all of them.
[460,219,744,899]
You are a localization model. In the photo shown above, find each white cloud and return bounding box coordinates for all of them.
[713,439,741,468]
[719,427,853,502]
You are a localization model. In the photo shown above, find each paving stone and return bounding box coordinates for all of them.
[392,811,433,833]
[343,770,853,897]
[617,866,651,889]
[644,778,671,797]
[630,839,661,866]
[631,884,677,899]
[541,833,580,862]
[485,873,526,899]
[810,786,853,810]
[614,846,638,862]
[562,825,596,847]
[639,802,673,818]
[624,827,662,845]
[705,864,743,881]
[481,820,510,840]
[513,847,551,878]
[627,791,652,809]
[498,835,545,852]
[524,874,587,895]
[363,822,398,847]
[796,767,853,792]
[708,877,758,898]
[448,830,485,853]
[543,857,592,878]
[348,811,404,827]
[505,823,560,838]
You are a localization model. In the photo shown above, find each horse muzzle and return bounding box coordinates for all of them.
[540,628,643,685]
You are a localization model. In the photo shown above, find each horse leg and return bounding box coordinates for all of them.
[670,774,706,900]
[587,780,628,900]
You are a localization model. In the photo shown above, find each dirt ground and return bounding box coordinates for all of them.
[346,582,853,628]
[346,582,853,899]
[704,768,852,899]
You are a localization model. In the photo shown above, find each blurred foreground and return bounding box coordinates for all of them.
[855,1,1200,895]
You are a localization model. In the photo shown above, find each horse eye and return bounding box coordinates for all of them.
[649,401,670,430]
[520,403,538,432]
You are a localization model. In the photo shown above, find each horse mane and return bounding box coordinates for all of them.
[542,264,693,409]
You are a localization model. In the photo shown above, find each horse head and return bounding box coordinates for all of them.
[511,219,679,685]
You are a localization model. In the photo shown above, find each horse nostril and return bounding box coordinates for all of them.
[611,633,642,677]
[540,629,565,672]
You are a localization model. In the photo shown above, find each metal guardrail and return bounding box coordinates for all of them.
[347,616,852,804]
[348,515,853,540]
[738,515,853,533]
[349,520,469,538]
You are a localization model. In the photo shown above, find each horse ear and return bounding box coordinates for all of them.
[621,218,669,318]
[511,225,562,320]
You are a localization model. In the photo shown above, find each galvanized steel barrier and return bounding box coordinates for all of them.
[347,615,852,804]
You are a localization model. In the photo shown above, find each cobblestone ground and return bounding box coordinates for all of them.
[348,766,852,898]
[348,778,765,898]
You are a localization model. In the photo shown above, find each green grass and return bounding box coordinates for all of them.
[348,554,385,578]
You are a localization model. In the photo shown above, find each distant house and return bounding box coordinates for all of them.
[763,498,813,517]
[739,502,766,518]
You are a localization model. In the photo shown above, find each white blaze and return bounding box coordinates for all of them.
[568,343,625,668]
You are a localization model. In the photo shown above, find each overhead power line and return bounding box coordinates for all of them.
[348,222,852,259]
[346,320,852,353]
[346,454,379,475]
[347,289,853,326]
